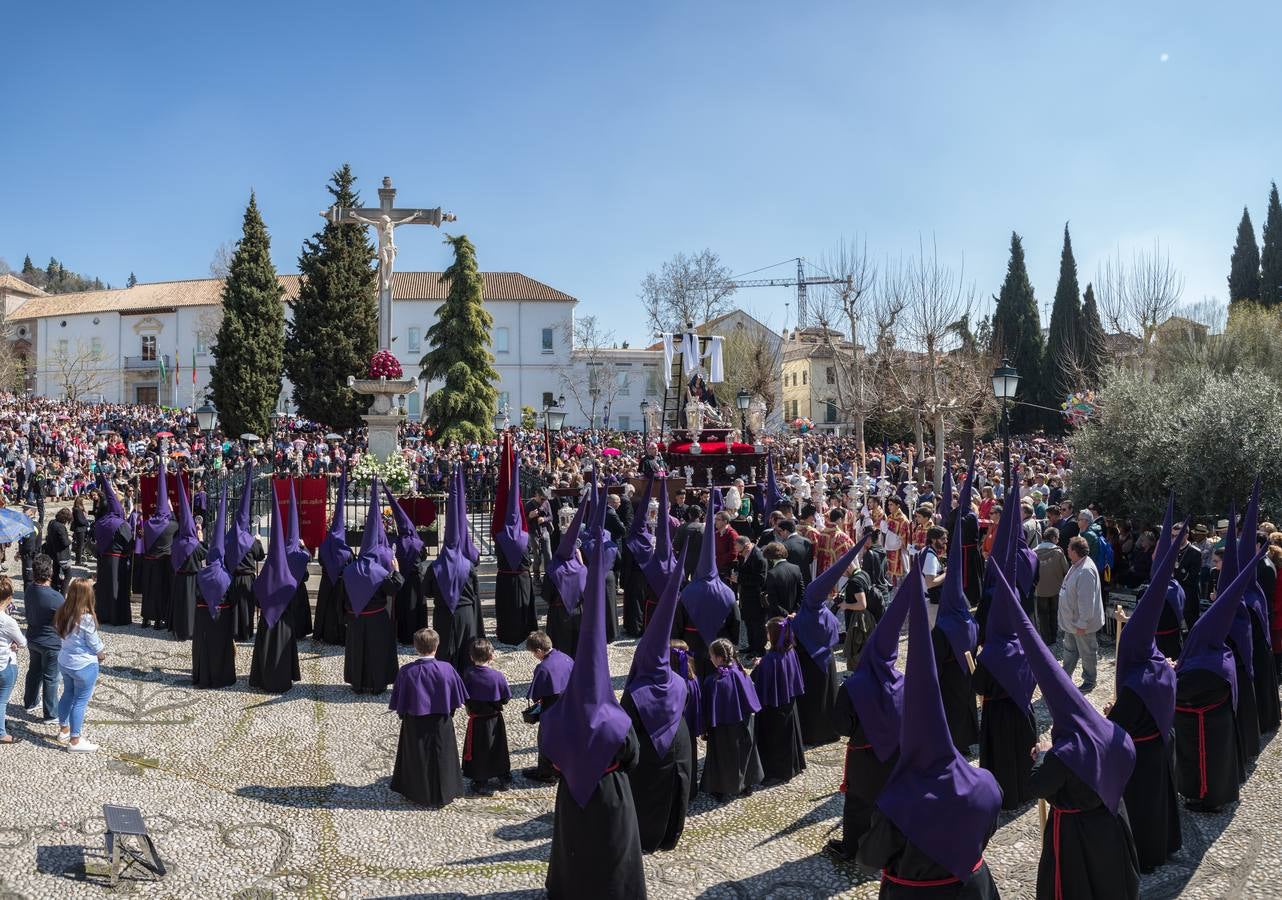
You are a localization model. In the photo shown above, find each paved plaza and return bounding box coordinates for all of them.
[0,566,1278,899]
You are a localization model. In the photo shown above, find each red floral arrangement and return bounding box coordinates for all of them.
[368,350,404,379]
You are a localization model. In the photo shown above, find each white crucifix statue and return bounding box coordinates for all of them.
[322,175,457,350]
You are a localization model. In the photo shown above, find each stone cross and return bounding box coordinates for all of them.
[323,176,456,351]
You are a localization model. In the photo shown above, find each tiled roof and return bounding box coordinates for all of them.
[15,272,575,319]
[0,274,47,297]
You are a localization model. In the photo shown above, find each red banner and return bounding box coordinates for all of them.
[139,472,191,517]
[397,496,439,529]
[271,477,328,549]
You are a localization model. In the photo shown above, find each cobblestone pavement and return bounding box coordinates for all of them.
[0,564,1278,898]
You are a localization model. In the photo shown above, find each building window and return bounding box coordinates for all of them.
[498,391,510,411]
[825,401,838,424]
[407,327,421,353]
[407,391,421,417]
[618,415,630,431]
[141,335,157,361]
[57,339,69,357]
[196,331,207,354]
[645,368,659,396]
[826,366,835,385]
[541,327,554,353]
[616,371,630,396]
[802,371,807,386]
[542,391,555,408]
[91,337,103,357]
[495,327,510,354]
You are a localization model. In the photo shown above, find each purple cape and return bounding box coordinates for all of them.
[843,567,912,762]
[253,480,299,629]
[528,648,574,700]
[678,487,736,645]
[431,466,471,614]
[383,482,424,573]
[765,454,783,513]
[795,533,870,668]
[494,449,529,570]
[701,662,762,729]
[1180,546,1268,713]
[673,648,702,738]
[143,462,172,552]
[342,477,393,614]
[547,482,589,612]
[935,456,978,674]
[319,466,352,583]
[641,476,677,595]
[1116,514,1181,742]
[285,478,310,584]
[750,636,806,708]
[877,558,1002,883]
[226,463,256,572]
[624,549,688,758]
[389,657,468,716]
[463,664,512,702]
[170,471,200,572]
[196,484,232,612]
[93,474,126,556]
[976,497,1035,710]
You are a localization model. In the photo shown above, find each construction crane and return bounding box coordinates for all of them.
[700,257,852,328]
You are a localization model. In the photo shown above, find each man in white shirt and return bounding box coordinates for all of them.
[1058,535,1104,691]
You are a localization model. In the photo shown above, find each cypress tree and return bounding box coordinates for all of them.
[1227,207,1260,304]
[420,235,499,443]
[1261,183,1282,308]
[126,272,138,288]
[209,193,286,437]
[1079,283,1109,388]
[21,256,34,275]
[992,232,1044,432]
[284,164,378,429]
[1044,224,1084,415]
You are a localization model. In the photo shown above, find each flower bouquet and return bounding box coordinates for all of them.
[368,350,404,380]
[351,450,412,494]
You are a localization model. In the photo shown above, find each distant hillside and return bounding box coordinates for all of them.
[1,254,112,294]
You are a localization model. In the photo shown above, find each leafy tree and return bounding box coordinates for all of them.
[284,164,378,429]
[209,192,286,438]
[1044,224,1084,413]
[420,235,499,443]
[1261,183,1282,308]
[1079,283,1109,388]
[520,405,537,430]
[126,272,138,288]
[991,232,1044,431]
[14,256,108,294]
[1228,206,1261,304]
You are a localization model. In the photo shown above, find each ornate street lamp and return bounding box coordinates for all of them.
[990,358,1020,496]
[543,394,566,470]
[736,390,750,439]
[195,402,218,436]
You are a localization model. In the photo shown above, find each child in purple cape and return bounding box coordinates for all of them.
[699,638,764,801]
[749,618,807,785]
[520,630,573,783]
[461,638,512,795]
[388,627,468,808]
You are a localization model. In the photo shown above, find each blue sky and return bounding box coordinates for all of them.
[3,1,1280,343]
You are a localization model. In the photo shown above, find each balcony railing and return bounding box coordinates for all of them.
[124,354,169,371]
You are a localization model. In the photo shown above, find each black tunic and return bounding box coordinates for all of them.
[1249,608,1280,734]
[621,544,647,637]
[168,545,206,641]
[796,650,840,746]
[1154,603,1183,660]
[856,809,1000,899]
[192,602,237,688]
[621,691,692,852]
[932,628,979,754]
[494,545,537,646]
[754,697,806,783]
[831,687,899,856]
[1107,687,1181,872]
[312,570,348,645]
[672,602,742,682]
[290,579,313,639]
[140,520,179,625]
[429,566,479,676]
[1227,643,1260,760]
[94,523,135,626]
[394,562,428,646]
[972,661,1035,810]
[462,697,511,782]
[700,717,764,797]
[1030,750,1140,900]
[543,578,581,659]
[390,711,465,807]
[229,540,265,642]
[249,609,301,694]
[1174,668,1242,809]
[344,574,402,694]
[545,727,647,900]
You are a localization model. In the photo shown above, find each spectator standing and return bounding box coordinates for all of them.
[1033,529,1069,647]
[1058,536,1104,691]
[54,578,106,752]
[0,577,25,743]
[22,555,64,719]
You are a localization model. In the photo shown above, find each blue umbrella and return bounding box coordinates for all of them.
[0,508,37,543]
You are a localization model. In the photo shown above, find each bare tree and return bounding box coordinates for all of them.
[560,315,629,428]
[720,326,781,425]
[1095,240,1185,346]
[639,249,738,334]
[209,241,235,279]
[50,340,113,402]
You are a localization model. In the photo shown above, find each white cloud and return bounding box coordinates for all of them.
[1160,52,1170,62]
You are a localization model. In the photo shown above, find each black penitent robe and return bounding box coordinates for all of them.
[249,612,301,694]
[796,650,840,746]
[95,524,135,625]
[344,574,403,694]
[543,580,582,659]
[621,545,646,637]
[621,691,692,853]
[932,628,979,754]
[192,603,237,688]
[831,687,898,856]
[603,568,619,642]
[700,716,764,798]
[494,546,537,646]
[390,711,465,808]
[672,602,743,682]
[394,562,428,646]
[1154,603,1183,660]
[169,546,207,641]
[429,566,479,676]
[1031,751,1140,900]
[462,697,511,783]
[290,579,313,639]
[1227,644,1260,760]
[755,697,806,783]
[140,520,178,626]
[1174,668,1243,809]
[1107,687,1182,872]
[1249,609,1280,735]
[857,809,1000,899]
[313,570,348,645]
[546,727,647,900]
[972,661,1035,810]
[229,540,265,642]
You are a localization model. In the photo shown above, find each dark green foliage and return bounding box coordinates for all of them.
[21,256,33,275]
[991,232,1044,431]
[284,164,378,430]
[15,256,107,293]
[1079,283,1108,388]
[1044,224,1084,418]
[420,235,499,443]
[1228,206,1261,304]
[1261,183,1282,308]
[126,272,138,288]
[209,193,286,438]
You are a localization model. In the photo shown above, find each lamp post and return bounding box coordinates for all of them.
[736,390,750,441]
[990,358,1020,498]
[544,394,566,471]
[640,398,650,445]
[195,402,218,438]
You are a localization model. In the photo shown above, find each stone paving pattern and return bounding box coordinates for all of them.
[0,563,1277,898]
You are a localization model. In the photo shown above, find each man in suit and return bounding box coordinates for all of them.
[777,518,814,584]
[763,541,804,617]
[1172,522,1204,630]
[22,555,64,720]
[733,534,769,654]
[675,505,704,578]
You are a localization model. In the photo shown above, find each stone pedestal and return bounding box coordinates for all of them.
[348,375,417,460]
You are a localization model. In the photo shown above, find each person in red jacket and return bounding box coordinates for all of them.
[713,510,739,581]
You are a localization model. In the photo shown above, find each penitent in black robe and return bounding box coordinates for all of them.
[95,523,135,626]
[672,602,743,682]
[1154,603,1183,660]
[344,574,403,694]
[140,520,179,627]
[494,544,537,646]
[755,697,806,783]
[545,727,647,900]
[621,691,692,852]
[249,610,301,694]
[1174,668,1243,810]
[229,540,265,642]
[1227,640,1260,760]
[932,628,979,754]
[543,579,582,659]
[830,686,898,857]
[857,809,1000,899]
[192,602,237,688]
[1107,687,1182,872]
[169,545,207,641]
[312,570,348,645]
[429,566,479,676]
[700,716,764,798]
[290,579,313,639]
[390,711,465,807]
[1249,609,1280,735]
[972,661,1036,810]
[394,562,428,646]
[462,697,511,783]
[795,650,840,747]
[620,544,647,637]
[1031,750,1140,900]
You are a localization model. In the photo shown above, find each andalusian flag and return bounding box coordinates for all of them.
[174,352,181,385]
[157,354,167,383]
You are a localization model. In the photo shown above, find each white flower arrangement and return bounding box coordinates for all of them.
[351,450,412,494]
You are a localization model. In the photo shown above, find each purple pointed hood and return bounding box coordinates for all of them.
[144,462,173,552]
[541,502,633,808]
[93,474,126,556]
[624,548,689,758]
[641,476,677,595]
[623,475,655,565]
[1220,504,1255,678]
[226,463,256,572]
[383,482,424,573]
[765,454,783,513]
[939,461,954,528]
[751,618,806,708]
[343,478,393,614]
[1116,512,1181,742]
[254,481,300,628]
[1238,477,1270,629]
[843,559,913,762]
[456,467,480,566]
[319,465,352,583]
[548,479,589,612]
[978,564,1036,710]
[196,483,232,611]
[581,474,618,570]
[877,560,1001,882]
[997,563,1136,815]
[171,472,200,571]
[935,456,978,672]
[795,533,871,668]
[431,467,471,614]
[494,451,529,570]
[1179,540,1267,712]
[286,478,311,584]
[678,488,736,645]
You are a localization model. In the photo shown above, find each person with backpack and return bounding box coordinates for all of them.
[1077,509,1113,591]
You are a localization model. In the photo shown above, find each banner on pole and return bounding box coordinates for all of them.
[139,472,191,518]
[273,477,328,549]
